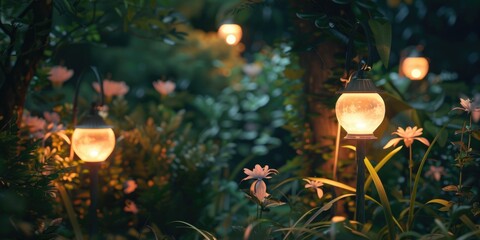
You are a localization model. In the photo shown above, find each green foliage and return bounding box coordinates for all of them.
[368,19,391,69]
[0,122,62,239]
[2,0,480,240]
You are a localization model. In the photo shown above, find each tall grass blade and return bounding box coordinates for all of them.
[459,215,480,238]
[172,221,217,240]
[364,146,403,191]
[407,126,445,230]
[56,183,83,240]
[308,177,356,192]
[364,158,396,240]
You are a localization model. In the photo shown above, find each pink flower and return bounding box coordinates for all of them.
[93,79,129,97]
[152,80,175,96]
[425,165,445,181]
[22,112,46,133]
[250,179,270,202]
[48,66,74,87]
[124,200,138,214]
[452,97,480,122]
[242,164,278,181]
[243,164,278,203]
[383,126,430,149]
[304,179,324,199]
[43,112,60,124]
[123,179,138,194]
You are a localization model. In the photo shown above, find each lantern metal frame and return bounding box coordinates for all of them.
[71,66,112,238]
[336,21,385,225]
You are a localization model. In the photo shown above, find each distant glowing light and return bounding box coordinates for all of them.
[402,57,429,80]
[411,69,422,79]
[218,24,242,46]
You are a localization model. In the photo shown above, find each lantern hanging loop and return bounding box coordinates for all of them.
[72,66,105,126]
[70,66,114,162]
[343,21,374,81]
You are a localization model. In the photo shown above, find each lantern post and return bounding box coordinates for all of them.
[335,21,386,224]
[71,66,116,238]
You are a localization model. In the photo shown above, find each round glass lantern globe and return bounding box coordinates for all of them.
[402,57,429,80]
[218,24,242,45]
[335,93,385,138]
[72,128,115,162]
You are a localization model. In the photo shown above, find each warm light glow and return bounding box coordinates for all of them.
[72,128,115,162]
[335,93,385,138]
[226,34,237,45]
[218,24,242,45]
[402,57,429,80]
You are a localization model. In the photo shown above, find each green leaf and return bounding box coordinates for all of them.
[459,214,480,238]
[364,146,403,191]
[433,219,450,237]
[355,0,376,9]
[172,221,217,240]
[368,19,391,68]
[364,158,396,240]
[332,0,350,4]
[458,230,480,240]
[314,15,329,29]
[424,121,448,147]
[296,13,324,20]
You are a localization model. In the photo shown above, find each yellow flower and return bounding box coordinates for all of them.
[304,179,324,199]
[383,126,430,149]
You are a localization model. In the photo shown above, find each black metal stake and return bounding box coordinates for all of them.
[355,139,366,225]
[87,162,100,239]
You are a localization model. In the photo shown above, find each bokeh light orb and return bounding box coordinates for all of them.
[402,57,429,80]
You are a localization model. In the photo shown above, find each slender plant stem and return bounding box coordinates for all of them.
[409,146,413,197]
[468,115,472,150]
[407,146,412,232]
[56,182,84,240]
[458,120,468,192]
[459,168,463,189]
[256,205,259,219]
[407,126,444,230]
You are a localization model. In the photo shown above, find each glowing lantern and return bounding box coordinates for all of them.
[218,24,242,45]
[401,57,429,80]
[72,113,115,162]
[335,73,385,139]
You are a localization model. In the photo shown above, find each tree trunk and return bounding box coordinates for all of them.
[0,0,53,128]
[301,42,355,216]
